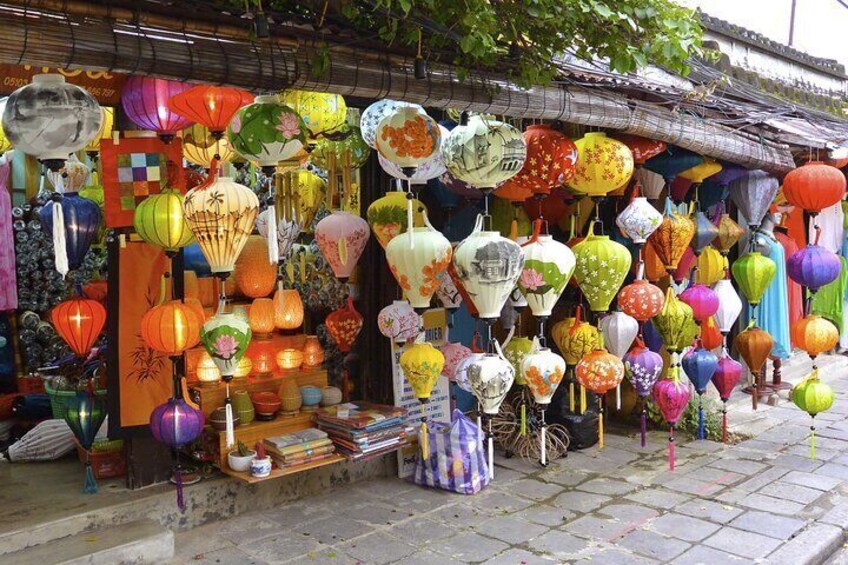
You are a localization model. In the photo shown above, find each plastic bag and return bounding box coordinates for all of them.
[413,409,490,495]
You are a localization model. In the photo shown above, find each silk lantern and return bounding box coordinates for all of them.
[672,248,697,283]
[440,342,473,381]
[554,310,601,366]
[273,287,304,331]
[311,124,371,170]
[614,134,667,165]
[729,170,779,228]
[679,158,722,185]
[454,352,485,393]
[465,341,514,476]
[256,207,300,263]
[233,237,276,298]
[573,222,632,311]
[735,325,774,375]
[792,315,838,359]
[715,214,745,255]
[696,246,725,286]
[183,176,259,275]
[700,316,723,350]
[616,190,663,244]
[635,168,665,200]
[713,351,742,442]
[504,336,534,385]
[652,368,691,470]
[654,287,698,352]
[379,148,448,185]
[648,201,695,274]
[517,228,576,318]
[249,298,276,337]
[40,192,102,275]
[65,392,107,493]
[386,214,452,310]
[1,74,102,170]
[200,311,252,379]
[442,115,526,190]
[624,340,663,446]
[691,211,719,255]
[281,169,326,233]
[168,85,254,137]
[121,77,193,141]
[315,211,370,281]
[576,347,624,448]
[279,90,346,139]
[521,339,566,465]
[731,251,777,307]
[378,300,420,343]
[508,125,578,195]
[451,215,524,319]
[783,162,847,214]
[569,133,634,196]
[644,146,702,183]
[618,276,665,322]
[133,189,194,255]
[712,279,742,336]
[52,297,106,356]
[149,393,205,510]
[227,95,307,170]
[375,105,441,174]
[600,312,638,358]
[682,346,718,440]
[326,296,363,352]
[183,124,235,167]
[793,370,835,458]
[787,245,841,292]
[679,284,719,323]
[360,99,414,149]
[367,191,426,249]
[47,156,89,193]
[140,301,201,356]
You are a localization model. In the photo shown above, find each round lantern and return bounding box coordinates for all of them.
[168,85,254,136]
[576,347,624,448]
[729,170,779,227]
[121,77,193,141]
[713,351,742,441]
[679,284,719,323]
[442,115,526,190]
[400,341,444,402]
[624,340,663,446]
[200,311,252,378]
[315,211,370,281]
[455,352,485,393]
[647,203,695,273]
[52,297,106,356]
[691,211,719,255]
[734,326,774,375]
[793,370,835,458]
[787,245,841,293]
[508,125,578,195]
[141,300,201,355]
[714,214,745,255]
[360,99,415,149]
[369,191,426,248]
[616,192,663,244]
[517,232,576,318]
[792,315,838,359]
[783,162,847,214]
[196,352,221,385]
[276,348,304,371]
[614,134,667,165]
[440,342,473,381]
[682,346,718,439]
[378,300,420,343]
[696,246,725,286]
[233,237,276,299]
[183,176,259,275]
[273,287,304,332]
[554,312,601,366]
[378,135,446,184]
[227,96,307,171]
[618,277,665,322]
[654,287,699,352]
[652,369,691,470]
[65,392,108,493]
[375,105,441,173]
[569,133,633,196]
[731,252,777,307]
[635,168,665,200]
[1,74,102,170]
[600,312,638,358]
[311,124,371,170]
[573,222,632,311]
[279,90,347,139]
[326,296,363,352]
[40,192,102,274]
[182,124,235,167]
[248,298,275,337]
[521,342,566,405]
[133,189,194,255]
[504,336,534,385]
[149,396,205,492]
[712,279,743,335]
[451,217,524,319]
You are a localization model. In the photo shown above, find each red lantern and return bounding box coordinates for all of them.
[613,135,668,165]
[140,300,201,356]
[326,296,363,352]
[700,317,723,350]
[575,348,624,449]
[783,162,846,214]
[52,297,107,356]
[508,125,577,196]
[493,180,533,203]
[523,189,570,224]
[168,86,254,136]
[618,278,664,322]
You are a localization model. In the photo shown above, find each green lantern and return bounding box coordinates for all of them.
[792,369,834,459]
[731,251,777,306]
[65,392,107,493]
[504,336,534,385]
[654,287,699,352]
[310,124,371,170]
[573,221,632,311]
[134,189,195,255]
[227,95,307,170]
[491,196,531,239]
[200,311,252,379]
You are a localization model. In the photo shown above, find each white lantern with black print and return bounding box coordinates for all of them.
[466,340,514,478]
[442,115,527,190]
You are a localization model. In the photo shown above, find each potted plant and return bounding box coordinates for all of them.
[250,441,272,478]
[227,440,255,472]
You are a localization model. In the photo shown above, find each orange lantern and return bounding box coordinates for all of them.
[303,335,325,367]
[274,287,304,332]
[575,348,625,448]
[493,181,533,203]
[701,316,723,350]
[140,300,201,356]
[648,202,695,274]
[168,86,254,137]
[735,326,774,375]
[508,124,578,196]
[196,351,221,385]
[246,339,276,377]
[277,348,304,371]
[783,162,847,214]
[52,297,107,357]
[792,315,838,359]
[643,241,667,282]
[184,296,206,326]
[234,236,277,299]
[249,298,276,337]
[715,214,745,255]
[326,296,363,352]
[618,277,664,322]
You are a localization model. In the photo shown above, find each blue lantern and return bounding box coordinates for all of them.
[644,146,703,183]
[682,346,718,440]
[40,192,101,275]
[65,391,107,493]
[183,242,212,278]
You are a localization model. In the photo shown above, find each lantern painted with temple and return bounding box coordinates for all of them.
[783,162,847,214]
[122,77,193,141]
[134,189,195,255]
[326,296,363,352]
[52,297,106,357]
[315,211,370,282]
[569,133,634,196]
[442,115,526,190]
[168,85,254,137]
[731,252,777,307]
[787,245,841,293]
[573,222,632,311]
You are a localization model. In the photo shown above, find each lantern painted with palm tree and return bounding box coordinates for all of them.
[714,214,745,256]
[386,217,452,310]
[573,222,632,311]
[729,170,779,228]
[280,90,347,140]
[183,124,235,168]
[226,95,308,170]
[367,190,426,249]
[653,367,691,470]
[731,252,777,307]
[326,296,363,353]
[168,85,254,138]
[52,297,106,357]
[783,162,847,215]
[517,230,576,318]
[122,76,193,141]
[576,347,624,448]
[141,301,201,356]
[792,315,838,360]
[134,189,195,255]
[654,288,698,352]
[624,340,663,446]
[65,391,107,493]
[375,105,441,174]
[713,351,742,442]
[793,370,835,458]
[183,176,259,275]
[787,245,841,293]
[315,211,370,282]
[648,201,695,274]
[682,346,718,440]
[569,133,634,196]
[442,115,527,190]
[509,124,578,195]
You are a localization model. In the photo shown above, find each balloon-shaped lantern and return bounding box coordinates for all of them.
[614,134,667,165]
[377,300,420,344]
[792,370,835,459]
[375,105,441,175]
[618,273,665,322]
[65,392,107,493]
[517,227,576,318]
[441,342,473,382]
[729,170,779,228]
[682,346,718,440]
[168,85,254,137]
[679,284,719,323]
[696,246,725,286]
[400,339,445,459]
[731,251,777,308]
[576,347,624,448]
[787,245,841,293]
[121,77,193,141]
[52,297,106,357]
[311,123,371,171]
[183,124,235,168]
[792,315,838,360]
[386,212,452,310]
[507,125,578,196]
[442,115,526,190]
[624,340,663,447]
[521,338,566,465]
[150,393,205,510]
[134,189,195,255]
[360,99,414,149]
[326,296,363,353]
[279,89,347,140]
[553,311,601,414]
[569,133,634,196]
[647,200,695,276]
[315,211,370,282]
[616,190,663,244]
[600,311,638,410]
[653,368,691,470]
[504,336,534,385]
[783,162,846,215]
[226,95,307,171]
[141,301,201,356]
[654,288,698,352]
[573,222,632,311]
[712,352,742,442]
[233,237,277,299]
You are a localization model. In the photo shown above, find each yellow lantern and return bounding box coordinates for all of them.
[279,90,347,140]
[248,298,276,337]
[679,158,722,183]
[279,169,326,233]
[196,352,221,385]
[182,124,235,168]
[366,190,426,249]
[274,287,304,331]
[400,341,444,402]
[569,133,634,196]
[234,356,253,379]
[133,189,195,255]
[696,246,726,286]
[276,348,304,371]
[85,106,114,154]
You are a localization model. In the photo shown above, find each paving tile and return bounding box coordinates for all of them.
[349,501,408,526]
[671,545,754,565]
[771,453,824,472]
[242,533,323,564]
[297,515,373,545]
[820,500,848,529]
[338,532,415,565]
[675,499,744,524]
[563,515,623,541]
[428,502,491,527]
[552,491,611,513]
[475,490,535,515]
[430,531,509,562]
[648,513,720,542]
[728,510,806,540]
[663,476,725,497]
[735,466,790,492]
[702,527,782,559]
[625,488,691,509]
[483,548,555,565]
[187,547,269,565]
[618,529,691,561]
[388,518,458,544]
[758,481,824,504]
[262,502,333,529]
[784,444,839,461]
[506,478,564,501]
[284,547,359,565]
[735,492,806,515]
[173,522,234,561]
[577,478,639,496]
[683,466,745,485]
[816,463,848,481]
[575,547,660,564]
[764,523,844,565]
[511,504,575,527]
[538,467,591,487]
[397,550,466,565]
[218,513,286,545]
[531,530,590,560]
[706,458,768,475]
[474,515,548,544]
[596,504,659,523]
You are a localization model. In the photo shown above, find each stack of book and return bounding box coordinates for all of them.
[315,402,412,460]
[263,429,336,469]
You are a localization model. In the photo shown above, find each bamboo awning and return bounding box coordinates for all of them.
[0,0,797,173]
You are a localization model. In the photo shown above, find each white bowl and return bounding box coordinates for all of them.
[227,450,255,472]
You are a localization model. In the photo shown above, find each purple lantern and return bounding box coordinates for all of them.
[642,320,663,354]
[121,76,194,142]
[150,397,205,511]
[679,284,719,323]
[682,346,718,441]
[787,245,841,293]
[712,352,743,443]
[623,341,663,447]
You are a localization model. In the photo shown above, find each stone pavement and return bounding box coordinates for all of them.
[170,354,848,564]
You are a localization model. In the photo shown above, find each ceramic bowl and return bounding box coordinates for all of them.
[210,406,240,431]
[251,391,281,418]
[300,385,323,409]
[227,449,255,472]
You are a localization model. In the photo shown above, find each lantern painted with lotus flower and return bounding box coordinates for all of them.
[517,231,575,317]
[315,211,370,281]
[573,222,632,311]
[200,311,252,379]
[226,95,308,169]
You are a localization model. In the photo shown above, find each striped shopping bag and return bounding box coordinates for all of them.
[413,409,490,494]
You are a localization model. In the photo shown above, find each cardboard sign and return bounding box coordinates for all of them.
[0,64,127,105]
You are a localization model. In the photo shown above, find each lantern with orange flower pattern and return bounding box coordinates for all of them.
[326,296,363,353]
[576,347,624,449]
[648,200,695,276]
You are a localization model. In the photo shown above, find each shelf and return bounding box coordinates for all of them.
[203,411,321,466]
[220,453,347,483]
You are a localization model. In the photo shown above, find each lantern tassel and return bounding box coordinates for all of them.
[569,380,575,413]
[420,420,429,460]
[487,418,494,480]
[698,396,705,441]
[669,426,676,471]
[811,420,817,460]
[580,384,587,414]
[52,198,69,278]
[722,407,728,444]
[175,464,185,513]
[267,200,279,264]
[540,424,547,466]
[83,452,98,494]
[520,403,527,436]
[641,408,647,448]
[225,385,235,449]
[615,384,621,411]
[598,401,604,449]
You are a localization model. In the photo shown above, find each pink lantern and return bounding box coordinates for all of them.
[121,77,194,141]
[679,283,719,323]
[440,342,473,381]
[652,368,691,471]
[315,211,370,281]
[377,300,420,343]
[712,352,742,443]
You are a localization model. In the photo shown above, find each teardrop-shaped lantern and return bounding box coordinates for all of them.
[315,211,371,281]
[466,344,515,414]
[386,216,453,309]
[712,279,742,334]
[731,252,777,306]
[508,125,578,196]
[679,284,719,323]
[792,314,839,359]
[367,191,426,250]
[442,115,526,190]
[375,105,441,173]
[284,169,327,233]
[522,344,566,405]
[647,202,695,273]
[569,133,634,196]
[599,312,638,358]
[504,336,534,384]
[783,162,847,214]
[696,246,726,286]
[654,287,698,352]
[326,296,363,353]
[624,341,663,398]
[729,170,779,228]
[653,367,691,469]
[40,192,102,272]
[734,326,774,374]
[691,211,719,255]
[52,297,106,356]
[713,352,742,402]
[226,95,308,169]
[616,194,663,244]
[121,77,193,141]
[183,176,260,275]
[377,300,420,343]
[233,237,277,298]
[701,316,723,350]
[644,146,703,183]
[787,245,841,293]
[573,222,632,311]
[714,214,745,255]
[618,278,665,322]
[400,341,445,402]
[200,311,252,378]
[517,231,576,317]
[682,347,718,394]
[133,189,195,255]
